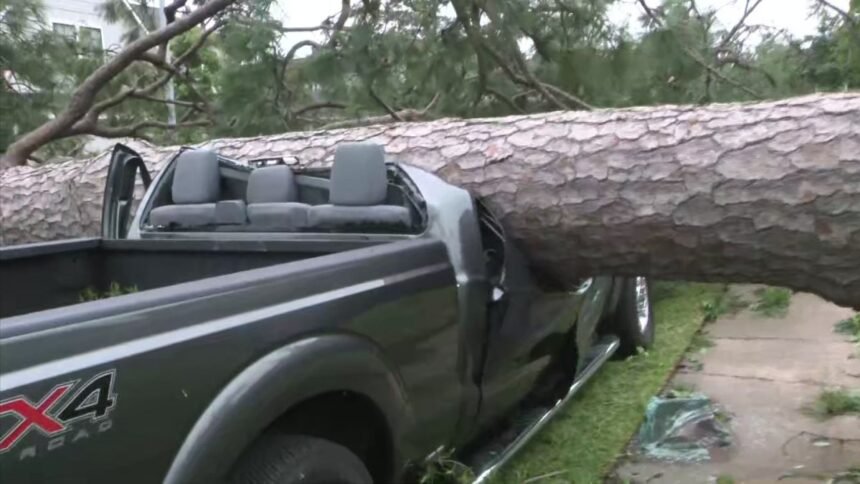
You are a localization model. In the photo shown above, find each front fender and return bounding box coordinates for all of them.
[163,333,413,484]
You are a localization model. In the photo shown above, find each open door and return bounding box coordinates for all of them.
[102,144,151,239]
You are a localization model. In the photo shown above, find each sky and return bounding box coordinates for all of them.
[271,0,852,53]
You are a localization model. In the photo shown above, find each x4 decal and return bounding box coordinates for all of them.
[0,384,72,452]
[0,371,117,454]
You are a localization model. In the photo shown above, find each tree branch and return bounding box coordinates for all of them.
[319,93,440,129]
[1,0,235,167]
[816,0,857,26]
[368,86,402,121]
[327,0,351,48]
[716,53,777,86]
[163,0,187,24]
[451,0,591,111]
[637,0,762,100]
[486,86,526,113]
[718,0,764,51]
[72,118,211,140]
[293,101,347,117]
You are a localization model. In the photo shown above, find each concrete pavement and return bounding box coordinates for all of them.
[616,286,860,484]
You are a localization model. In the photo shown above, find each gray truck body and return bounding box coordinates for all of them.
[0,145,622,483]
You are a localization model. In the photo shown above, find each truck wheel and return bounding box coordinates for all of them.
[230,434,373,484]
[608,276,654,357]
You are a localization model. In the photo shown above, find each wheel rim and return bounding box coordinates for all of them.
[635,277,650,333]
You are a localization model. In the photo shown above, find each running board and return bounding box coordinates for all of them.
[468,335,620,484]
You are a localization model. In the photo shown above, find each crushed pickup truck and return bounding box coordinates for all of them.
[0,143,654,484]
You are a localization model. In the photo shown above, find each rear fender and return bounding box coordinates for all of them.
[163,334,412,484]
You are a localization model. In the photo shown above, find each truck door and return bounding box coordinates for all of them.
[102,144,151,239]
[474,201,582,426]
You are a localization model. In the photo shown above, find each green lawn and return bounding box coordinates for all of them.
[494,283,726,484]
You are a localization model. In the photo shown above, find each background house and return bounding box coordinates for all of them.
[41,0,158,52]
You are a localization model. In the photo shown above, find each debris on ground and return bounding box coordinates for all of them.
[637,392,732,463]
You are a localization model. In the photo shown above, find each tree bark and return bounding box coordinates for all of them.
[1,93,858,308]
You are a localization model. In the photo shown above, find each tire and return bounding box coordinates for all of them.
[229,434,373,484]
[607,276,655,357]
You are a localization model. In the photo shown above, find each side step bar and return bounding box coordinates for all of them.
[469,335,620,484]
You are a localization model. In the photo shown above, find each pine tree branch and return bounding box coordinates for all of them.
[69,118,211,140]
[292,101,347,117]
[816,0,856,26]
[368,85,402,121]
[327,0,351,47]
[718,0,764,51]
[451,0,590,111]
[637,0,762,99]
[319,93,439,130]
[486,86,526,113]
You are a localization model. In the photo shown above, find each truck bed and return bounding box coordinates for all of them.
[0,235,461,483]
[0,237,385,320]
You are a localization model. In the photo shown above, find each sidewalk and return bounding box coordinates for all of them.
[616,286,860,484]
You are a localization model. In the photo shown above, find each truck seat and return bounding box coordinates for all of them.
[150,150,220,227]
[246,165,310,230]
[308,144,411,230]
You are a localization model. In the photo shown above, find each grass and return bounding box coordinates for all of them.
[494,283,726,484]
[702,290,749,323]
[833,467,860,484]
[752,287,792,318]
[716,475,736,484]
[688,331,715,353]
[835,314,860,339]
[834,314,860,358]
[807,388,860,419]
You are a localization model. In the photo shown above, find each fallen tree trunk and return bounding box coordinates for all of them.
[1,93,858,308]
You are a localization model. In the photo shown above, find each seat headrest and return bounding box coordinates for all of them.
[330,143,388,206]
[172,150,220,204]
[247,165,299,203]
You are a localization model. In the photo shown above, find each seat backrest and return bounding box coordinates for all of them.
[172,150,220,204]
[329,143,388,206]
[247,165,299,203]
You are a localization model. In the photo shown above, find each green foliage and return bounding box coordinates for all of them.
[835,313,860,357]
[702,289,749,322]
[716,475,736,484]
[832,467,860,484]
[835,314,860,338]
[5,0,860,159]
[752,287,792,318]
[79,282,138,302]
[808,388,860,418]
[651,280,685,303]
[0,0,93,156]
